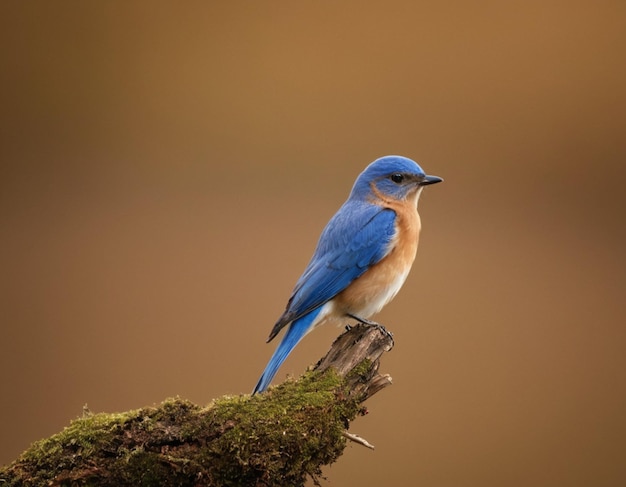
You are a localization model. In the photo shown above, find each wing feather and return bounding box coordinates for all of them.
[267,202,396,341]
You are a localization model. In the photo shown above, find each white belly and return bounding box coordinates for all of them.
[358,265,411,317]
[318,190,421,326]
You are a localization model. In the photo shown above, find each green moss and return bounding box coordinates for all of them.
[199,368,357,486]
[17,410,131,481]
[1,370,366,486]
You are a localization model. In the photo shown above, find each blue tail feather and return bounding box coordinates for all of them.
[253,307,322,394]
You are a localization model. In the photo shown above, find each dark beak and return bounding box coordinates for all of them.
[420,174,443,186]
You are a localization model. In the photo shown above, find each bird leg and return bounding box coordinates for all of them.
[346,313,395,347]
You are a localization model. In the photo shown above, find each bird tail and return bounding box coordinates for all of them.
[253,307,322,394]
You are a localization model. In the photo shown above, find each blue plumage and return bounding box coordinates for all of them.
[286,205,396,324]
[253,307,323,394]
[253,155,442,393]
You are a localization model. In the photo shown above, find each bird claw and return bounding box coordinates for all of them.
[346,313,395,348]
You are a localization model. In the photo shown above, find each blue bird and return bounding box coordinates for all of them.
[253,155,442,394]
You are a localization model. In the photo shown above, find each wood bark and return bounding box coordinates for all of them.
[0,324,393,487]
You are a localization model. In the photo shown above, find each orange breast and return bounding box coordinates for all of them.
[334,187,421,318]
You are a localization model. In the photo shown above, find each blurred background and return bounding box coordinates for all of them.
[1,1,625,485]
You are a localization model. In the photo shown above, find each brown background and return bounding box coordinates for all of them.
[1,2,625,485]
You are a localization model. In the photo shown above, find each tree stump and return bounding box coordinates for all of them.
[0,323,393,487]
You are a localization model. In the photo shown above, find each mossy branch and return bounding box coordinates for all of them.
[0,324,393,487]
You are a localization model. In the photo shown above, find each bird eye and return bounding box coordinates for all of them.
[390,173,404,184]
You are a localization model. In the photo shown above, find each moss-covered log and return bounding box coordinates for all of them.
[0,324,393,486]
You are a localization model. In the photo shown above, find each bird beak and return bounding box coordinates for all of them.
[419,175,443,186]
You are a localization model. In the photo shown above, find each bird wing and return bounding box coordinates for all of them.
[267,203,396,341]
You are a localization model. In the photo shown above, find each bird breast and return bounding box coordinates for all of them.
[334,193,421,318]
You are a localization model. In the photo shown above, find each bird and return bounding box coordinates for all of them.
[253,155,442,394]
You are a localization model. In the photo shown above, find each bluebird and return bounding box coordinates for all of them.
[253,155,442,394]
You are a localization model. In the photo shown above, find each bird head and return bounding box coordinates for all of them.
[350,155,443,203]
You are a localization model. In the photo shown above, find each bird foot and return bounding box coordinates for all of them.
[346,313,395,348]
